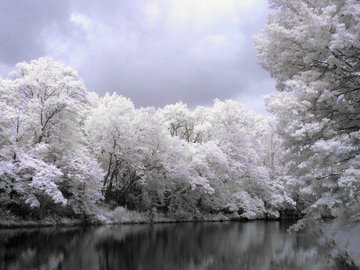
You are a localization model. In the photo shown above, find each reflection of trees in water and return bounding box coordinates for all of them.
[0,227,83,270]
[0,222,347,270]
[94,222,333,270]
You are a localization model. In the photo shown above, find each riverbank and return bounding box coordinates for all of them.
[0,206,297,229]
[0,214,238,229]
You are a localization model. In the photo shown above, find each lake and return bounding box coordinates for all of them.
[0,221,350,270]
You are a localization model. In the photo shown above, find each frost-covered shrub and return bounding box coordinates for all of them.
[226,191,266,219]
[59,149,104,216]
[0,147,66,208]
[110,207,149,223]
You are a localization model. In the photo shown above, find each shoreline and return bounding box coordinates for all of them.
[0,215,299,229]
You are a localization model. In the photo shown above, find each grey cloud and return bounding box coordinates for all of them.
[0,0,275,114]
[0,0,74,64]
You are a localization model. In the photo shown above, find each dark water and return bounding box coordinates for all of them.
[0,221,349,270]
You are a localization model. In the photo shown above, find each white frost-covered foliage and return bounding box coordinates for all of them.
[60,148,104,214]
[0,145,66,207]
[84,94,216,210]
[256,0,360,223]
[1,57,294,221]
[83,94,291,218]
[227,191,266,219]
[157,100,294,218]
[0,58,103,215]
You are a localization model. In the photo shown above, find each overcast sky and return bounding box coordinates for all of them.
[0,0,275,114]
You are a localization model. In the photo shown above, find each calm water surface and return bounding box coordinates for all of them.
[0,221,349,270]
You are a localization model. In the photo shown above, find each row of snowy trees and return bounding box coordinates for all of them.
[256,0,360,227]
[0,58,293,221]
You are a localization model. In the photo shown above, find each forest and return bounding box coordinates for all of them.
[0,57,293,224]
[0,0,359,239]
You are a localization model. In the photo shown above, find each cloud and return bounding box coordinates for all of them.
[0,0,274,113]
[0,0,73,64]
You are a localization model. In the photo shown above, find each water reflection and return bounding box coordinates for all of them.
[0,221,348,270]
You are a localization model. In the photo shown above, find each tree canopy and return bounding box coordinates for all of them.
[0,58,293,222]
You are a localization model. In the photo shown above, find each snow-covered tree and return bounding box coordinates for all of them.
[84,93,143,207]
[174,99,294,218]
[0,58,103,217]
[161,102,202,143]
[85,94,215,212]
[10,58,87,147]
[256,0,360,224]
